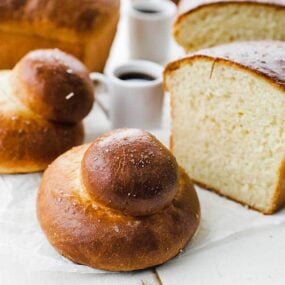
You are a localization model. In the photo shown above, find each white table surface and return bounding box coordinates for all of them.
[1,1,285,285]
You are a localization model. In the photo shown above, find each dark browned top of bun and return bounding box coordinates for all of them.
[0,0,120,33]
[81,129,179,216]
[165,41,285,91]
[11,49,94,124]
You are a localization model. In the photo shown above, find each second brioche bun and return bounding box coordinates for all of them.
[0,48,94,173]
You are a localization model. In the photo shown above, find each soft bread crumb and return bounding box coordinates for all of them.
[175,4,285,51]
[167,58,285,214]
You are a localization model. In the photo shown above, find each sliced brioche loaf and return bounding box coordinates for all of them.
[175,0,285,52]
[164,41,285,214]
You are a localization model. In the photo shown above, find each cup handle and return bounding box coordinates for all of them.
[90,72,110,119]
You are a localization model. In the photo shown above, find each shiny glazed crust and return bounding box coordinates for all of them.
[11,49,94,124]
[0,0,120,33]
[0,0,120,71]
[0,114,83,173]
[81,129,180,216]
[0,70,84,173]
[37,144,200,271]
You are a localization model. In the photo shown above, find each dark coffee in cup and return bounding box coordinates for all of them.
[118,72,156,82]
[135,7,161,14]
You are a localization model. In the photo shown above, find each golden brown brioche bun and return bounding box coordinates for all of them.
[37,129,200,271]
[0,49,94,173]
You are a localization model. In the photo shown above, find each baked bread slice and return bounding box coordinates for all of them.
[164,41,285,214]
[0,0,120,71]
[175,0,285,52]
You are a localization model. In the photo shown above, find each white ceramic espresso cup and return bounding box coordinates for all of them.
[128,0,177,63]
[90,60,164,129]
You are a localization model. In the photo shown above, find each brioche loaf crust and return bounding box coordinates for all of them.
[0,0,120,71]
[0,0,120,36]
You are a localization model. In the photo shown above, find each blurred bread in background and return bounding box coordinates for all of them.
[0,0,120,71]
[175,0,285,52]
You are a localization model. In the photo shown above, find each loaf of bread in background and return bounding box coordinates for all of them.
[164,41,285,214]
[0,0,120,71]
[175,0,285,52]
